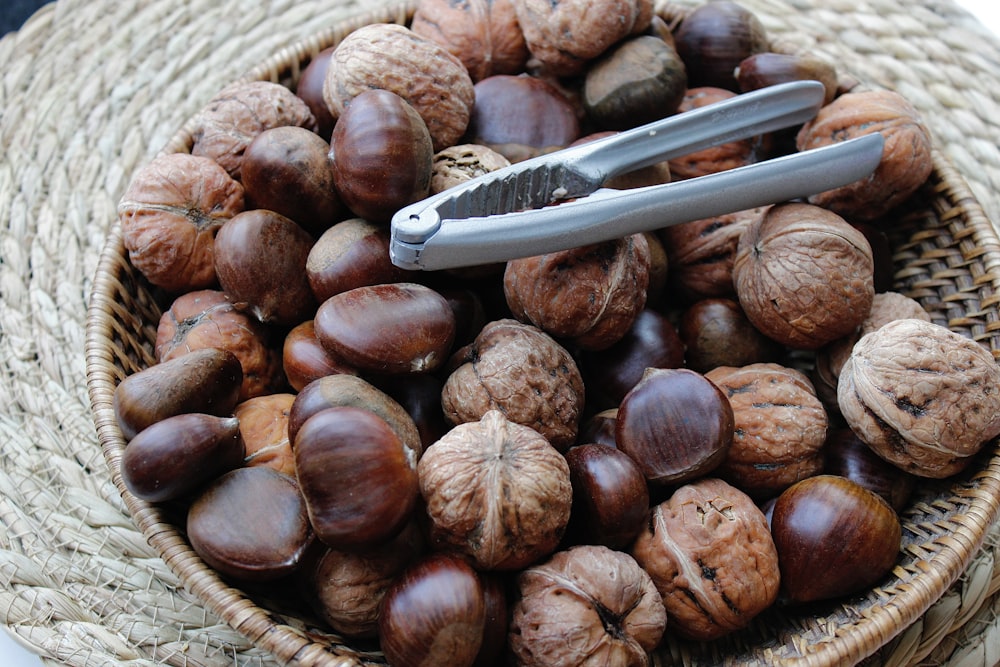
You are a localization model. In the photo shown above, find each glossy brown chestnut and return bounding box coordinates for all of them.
[295,46,336,139]
[564,443,650,549]
[281,320,356,393]
[823,428,916,513]
[306,218,409,302]
[673,0,769,91]
[576,408,618,448]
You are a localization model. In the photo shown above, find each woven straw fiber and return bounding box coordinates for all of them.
[4,0,1000,665]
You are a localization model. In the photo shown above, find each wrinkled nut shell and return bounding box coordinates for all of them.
[837,318,1000,478]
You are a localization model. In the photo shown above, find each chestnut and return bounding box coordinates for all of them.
[564,443,650,549]
[678,297,783,373]
[295,46,336,139]
[673,0,769,91]
[823,428,916,513]
[306,218,409,302]
[281,319,356,393]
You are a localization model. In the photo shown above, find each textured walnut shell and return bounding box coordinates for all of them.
[509,545,667,667]
[118,153,244,293]
[418,410,572,570]
[838,318,1000,478]
[323,23,475,152]
[668,88,761,180]
[795,89,934,220]
[504,234,651,351]
[705,363,828,499]
[430,143,511,194]
[441,319,585,450]
[733,202,875,349]
[191,80,318,181]
[411,0,529,82]
[511,0,654,76]
[235,393,295,478]
[630,477,780,640]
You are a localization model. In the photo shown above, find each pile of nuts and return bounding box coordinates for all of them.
[112,0,1000,665]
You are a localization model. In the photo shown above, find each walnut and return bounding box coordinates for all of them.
[705,363,828,499]
[417,410,572,570]
[155,289,284,401]
[509,545,667,667]
[191,80,318,181]
[411,0,530,82]
[118,153,244,293]
[630,477,780,641]
[796,89,934,220]
[732,202,875,349]
[511,0,654,77]
[837,318,1000,478]
[235,393,295,477]
[667,88,762,180]
[430,143,511,194]
[503,234,651,351]
[323,23,475,151]
[441,319,585,450]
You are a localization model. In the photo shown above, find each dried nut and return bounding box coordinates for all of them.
[564,443,650,549]
[673,0,769,91]
[630,477,780,640]
[705,363,828,499]
[467,74,581,163]
[430,143,511,194]
[668,87,761,179]
[121,413,244,503]
[577,408,618,448]
[323,23,475,152]
[241,125,344,237]
[235,393,295,478]
[616,368,734,486]
[314,282,456,375]
[281,320,357,393]
[795,89,934,220]
[296,46,337,140]
[736,52,838,104]
[837,318,1000,478]
[504,234,651,351]
[411,0,529,81]
[154,289,284,401]
[306,218,409,303]
[187,466,313,582]
[678,298,782,374]
[510,545,666,666]
[733,202,875,350]
[191,80,318,181]
[113,347,243,441]
[118,153,244,293]
[419,410,572,570]
[441,319,585,451]
[330,89,434,223]
[583,34,687,130]
[214,209,317,326]
[294,406,419,550]
[824,427,916,513]
[511,0,654,77]
[770,475,902,603]
[373,374,451,452]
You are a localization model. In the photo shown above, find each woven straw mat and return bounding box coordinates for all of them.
[3,0,1000,665]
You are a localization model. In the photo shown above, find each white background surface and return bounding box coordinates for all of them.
[2,0,999,665]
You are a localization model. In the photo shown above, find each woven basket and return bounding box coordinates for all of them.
[17,0,999,665]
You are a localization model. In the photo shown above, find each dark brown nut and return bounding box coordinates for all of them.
[583,34,687,130]
[795,89,934,220]
[282,320,357,393]
[837,318,1000,478]
[418,410,572,570]
[235,393,295,478]
[678,298,782,374]
[113,347,243,441]
[187,466,313,582]
[705,363,828,499]
[240,125,344,237]
[118,153,244,293]
[411,0,529,82]
[733,202,875,350]
[577,308,685,412]
[121,413,244,503]
[306,218,409,303]
[511,0,654,77]
[564,444,649,549]
[441,319,585,451]
[191,80,318,181]
[314,282,456,375]
[295,406,419,550]
[667,87,761,179]
[736,52,838,104]
[296,46,337,140]
[823,427,916,513]
[430,143,511,194]
[330,89,434,223]
[659,206,766,303]
[630,477,780,640]
[439,287,489,349]
[214,209,317,326]
[577,408,618,448]
[615,368,734,486]
[323,23,475,152]
[504,234,651,351]
[673,0,769,91]
[510,545,666,666]
[287,373,422,459]
[373,374,451,452]
[642,232,670,308]
[154,289,284,401]
[771,475,902,603]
